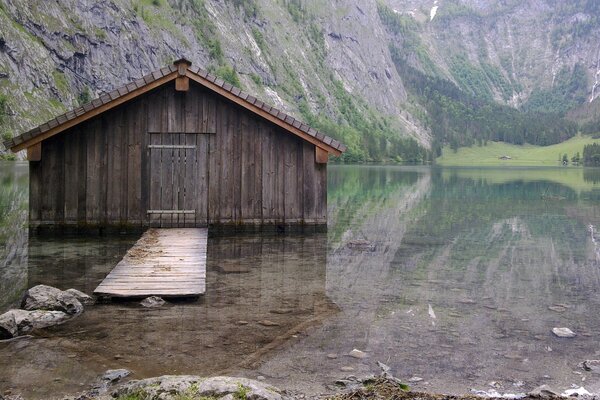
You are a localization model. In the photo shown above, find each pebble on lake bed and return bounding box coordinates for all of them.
[258,320,280,327]
[552,327,576,338]
[348,349,367,359]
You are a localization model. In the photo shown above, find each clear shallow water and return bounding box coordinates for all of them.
[1,162,600,398]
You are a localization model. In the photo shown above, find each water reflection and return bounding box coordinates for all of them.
[0,162,28,310]
[264,166,600,395]
[2,164,600,397]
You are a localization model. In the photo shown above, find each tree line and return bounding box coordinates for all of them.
[389,46,579,153]
[583,143,600,166]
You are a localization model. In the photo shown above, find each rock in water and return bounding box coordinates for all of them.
[115,376,288,400]
[66,288,95,305]
[528,384,560,398]
[348,349,367,359]
[140,296,166,308]
[552,327,576,338]
[0,309,72,338]
[582,360,600,373]
[28,310,70,329]
[1,309,36,337]
[21,285,83,315]
[0,310,18,339]
[102,369,131,383]
[258,320,280,327]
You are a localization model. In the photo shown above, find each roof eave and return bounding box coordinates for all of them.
[9,71,179,153]
[185,70,344,157]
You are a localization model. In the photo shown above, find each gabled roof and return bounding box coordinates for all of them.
[4,59,346,156]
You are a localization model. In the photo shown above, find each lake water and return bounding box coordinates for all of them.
[1,162,600,398]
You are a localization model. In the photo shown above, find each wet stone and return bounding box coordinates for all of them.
[0,311,18,339]
[269,308,293,315]
[140,296,166,308]
[528,384,560,398]
[348,349,367,359]
[552,327,576,338]
[21,285,83,315]
[65,288,95,306]
[548,305,567,313]
[582,360,600,373]
[114,375,288,400]
[102,369,131,383]
[258,320,280,327]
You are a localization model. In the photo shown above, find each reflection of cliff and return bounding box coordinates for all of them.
[326,167,432,306]
[255,166,433,394]
[0,162,28,311]
[378,173,600,393]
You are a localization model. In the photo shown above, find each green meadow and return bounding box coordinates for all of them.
[436,135,600,166]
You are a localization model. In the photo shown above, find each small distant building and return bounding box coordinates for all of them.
[499,155,512,160]
[4,59,346,230]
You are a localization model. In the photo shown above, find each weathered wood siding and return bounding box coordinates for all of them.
[30,82,327,229]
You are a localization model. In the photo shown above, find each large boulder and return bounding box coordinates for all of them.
[115,376,289,400]
[21,285,83,315]
[28,310,70,329]
[0,310,18,339]
[0,309,35,338]
[0,309,72,339]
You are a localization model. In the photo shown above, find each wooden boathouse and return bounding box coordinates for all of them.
[4,59,346,231]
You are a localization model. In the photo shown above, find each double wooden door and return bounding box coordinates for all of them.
[147,133,208,227]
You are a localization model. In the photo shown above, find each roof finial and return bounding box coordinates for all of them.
[174,58,192,67]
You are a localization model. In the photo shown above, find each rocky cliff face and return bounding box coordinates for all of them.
[0,0,598,157]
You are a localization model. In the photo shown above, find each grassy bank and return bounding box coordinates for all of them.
[436,135,600,166]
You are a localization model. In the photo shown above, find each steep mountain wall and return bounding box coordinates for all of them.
[0,0,599,159]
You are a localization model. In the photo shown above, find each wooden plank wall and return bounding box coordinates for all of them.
[30,82,327,229]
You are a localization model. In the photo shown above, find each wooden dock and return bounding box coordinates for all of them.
[94,228,207,298]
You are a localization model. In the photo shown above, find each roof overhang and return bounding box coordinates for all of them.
[5,61,346,157]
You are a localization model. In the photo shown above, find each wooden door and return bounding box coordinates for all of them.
[147,133,208,227]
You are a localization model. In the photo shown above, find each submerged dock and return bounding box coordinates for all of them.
[94,228,207,298]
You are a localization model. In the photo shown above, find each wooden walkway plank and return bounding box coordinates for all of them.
[94,228,207,298]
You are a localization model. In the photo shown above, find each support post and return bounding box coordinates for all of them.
[27,142,41,161]
[315,146,329,164]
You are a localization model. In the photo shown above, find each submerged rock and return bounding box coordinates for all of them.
[0,309,71,338]
[114,375,288,400]
[552,327,576,338]
[258,320,280,327]
[528,384,560,398]
[0,310,18,339]
[582,359,600,373]
[562,387,592,397]
[140,296,166,308]
[21,285,83,315]
[66,288,95,306]
[348,349,367,359]
[28,310,70,329]
[101,369,131,383]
